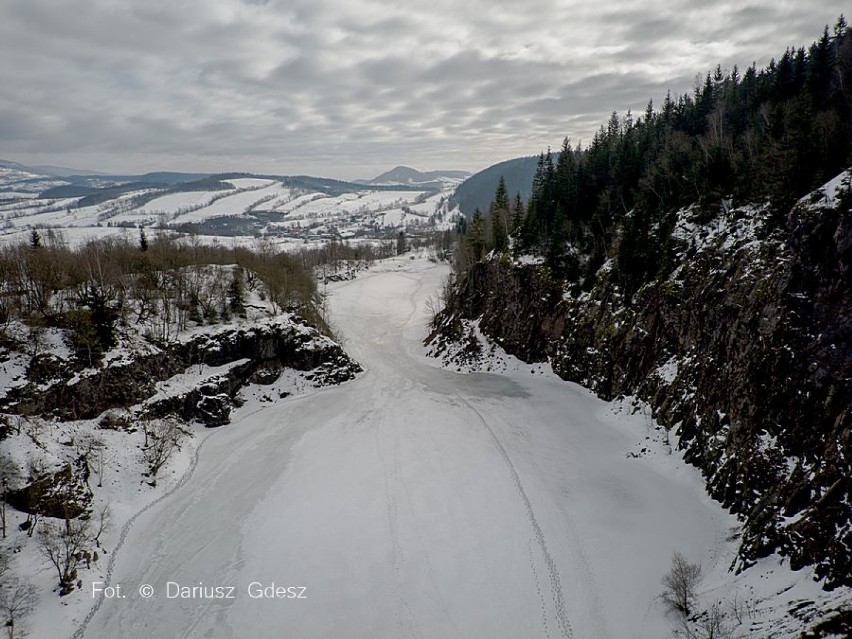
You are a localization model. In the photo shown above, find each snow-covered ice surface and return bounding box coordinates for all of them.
[69,257,841,639]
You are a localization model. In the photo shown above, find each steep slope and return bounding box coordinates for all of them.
[428,174,851,592]
[72,258,753,638]
[451,155,546,217]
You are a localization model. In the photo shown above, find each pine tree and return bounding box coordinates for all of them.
[228,267,246,318]
[466,209,487,261]
[510,193,525,234]
[493,175,509,212]
[490,177,510,253]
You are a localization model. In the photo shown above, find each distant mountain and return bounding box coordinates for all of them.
[0,159,38,173]
[0,159,103,178]
[85,171,213,185]
[359,166,470,186]
[0,159,65,191]
[29,164,105,177]
[450,155,554,217]
[0,159,211,182]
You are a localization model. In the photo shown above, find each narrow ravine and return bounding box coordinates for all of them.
[80,257,730,639]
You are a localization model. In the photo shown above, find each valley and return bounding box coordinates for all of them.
[68,257,843,639]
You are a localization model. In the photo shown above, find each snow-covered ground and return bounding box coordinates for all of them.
[0,178,459,249]
[25,255,835,639]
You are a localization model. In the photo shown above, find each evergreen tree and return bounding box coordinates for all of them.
[466,209,487,261]
[500,18,850,293]
[489,176,510,253]
[493,175,509,212]
[510,193,525,234]
[228,267,246,318]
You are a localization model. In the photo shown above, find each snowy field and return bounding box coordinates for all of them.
[0,182,456,248]
[53,256,841,638]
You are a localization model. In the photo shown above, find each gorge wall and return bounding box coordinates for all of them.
[428,177,850,588]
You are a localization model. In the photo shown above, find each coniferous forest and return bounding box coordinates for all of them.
[460,17,850,294]
[432,18,852,594]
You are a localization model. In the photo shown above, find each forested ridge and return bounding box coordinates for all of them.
[433,18,852,593]
[458,17,850,294]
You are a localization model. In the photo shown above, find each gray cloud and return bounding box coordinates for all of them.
[0,0,846,179]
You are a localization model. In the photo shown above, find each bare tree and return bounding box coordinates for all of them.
[74,433,105,486]
[91,445,109,488]
[662,552,702,617]
[140,419,188,486]
[673,602,736,639]
[92,504,113,548]
[423,294,442,328]
[0,578,37,639]
[38,519,91,595]
[24,453,46,484]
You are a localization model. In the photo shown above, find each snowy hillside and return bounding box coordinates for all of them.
[0,168,463,250]
[427,172,852,636]
[357,165,470,189]
[30,255,839,639]
[0,257,361,638]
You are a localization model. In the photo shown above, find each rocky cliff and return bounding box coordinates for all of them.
[0,313,361,519]
[428,174,850,589]
[1,315,360,427]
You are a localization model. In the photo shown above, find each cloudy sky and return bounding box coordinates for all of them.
[0,0,846,180]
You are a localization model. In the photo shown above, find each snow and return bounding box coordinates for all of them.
[224,178,277,189]
[0,176,459,251]
[656,356,680,384]
[4,254,844,638]
[143,359,251,405]
[170,182,290,224]
[672,203,766,254]
[35,255,831,639]
[798,170,850,210]
[116,191,218,220]
[517,254,545,266]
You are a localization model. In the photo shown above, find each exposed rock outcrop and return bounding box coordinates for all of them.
[428,179,850,588]
[1,315,362,426]
[7,461,92,519]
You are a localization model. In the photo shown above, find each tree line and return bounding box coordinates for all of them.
[0,229,319,364]
[458,17,850,294]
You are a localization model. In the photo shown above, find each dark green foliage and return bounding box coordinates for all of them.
[508,20,850,295]
[67,282,119,365]
[466,210,487,261]
[489,176,510,253]
[67,309,105,366]
[510,193,525,235]
[228,267,246,318]
[451,155,545,217]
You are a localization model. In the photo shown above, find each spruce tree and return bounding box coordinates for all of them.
[228,267,246,318]
[466,209,487,261]
[490,177,510,253]
[510,193,525,234]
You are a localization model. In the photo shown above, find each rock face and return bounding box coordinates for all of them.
[1,316,361,426]
[428,182,850,588]
[7,461,92,519]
